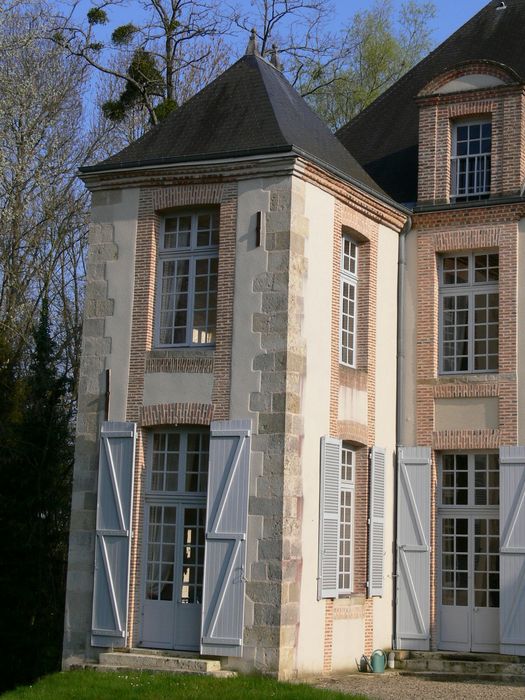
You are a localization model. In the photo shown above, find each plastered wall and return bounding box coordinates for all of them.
[296,181,333,674]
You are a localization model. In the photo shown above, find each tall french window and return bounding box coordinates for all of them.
[340,235,358,366]
[338,443,355,593]
[156,211,218,347]
[440,252,499,373]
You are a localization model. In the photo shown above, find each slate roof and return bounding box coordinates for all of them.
[337,0,525,204]
[83,53,385,198]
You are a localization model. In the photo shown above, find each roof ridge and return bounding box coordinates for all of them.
[248,53,289,145]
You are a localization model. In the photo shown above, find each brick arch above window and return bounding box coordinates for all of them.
[418,60,520,98]
[152,184,224,211]
[433,228,500,252]
[140,402,214,427]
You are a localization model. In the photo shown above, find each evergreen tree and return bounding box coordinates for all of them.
[0,300,74,691]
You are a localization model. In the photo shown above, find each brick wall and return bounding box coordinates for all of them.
[412,207,520,648]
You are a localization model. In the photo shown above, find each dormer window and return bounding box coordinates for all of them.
[451,121,492,202]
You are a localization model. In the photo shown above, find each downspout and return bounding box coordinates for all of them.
[392,216,412,649]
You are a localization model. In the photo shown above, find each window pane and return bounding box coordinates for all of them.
[185,433,210,492]
[338,487,353,592]
[180,507,206,604]
[151,432,180,491]
[341,444,354,483]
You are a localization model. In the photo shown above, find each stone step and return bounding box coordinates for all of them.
[407,651,524,664]
[130,647,220,660]
[95,663,236,678]
[400,671,525,684]
[403,658,525,674]
[98,652,222,674]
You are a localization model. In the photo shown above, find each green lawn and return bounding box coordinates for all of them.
[1,670,364,700]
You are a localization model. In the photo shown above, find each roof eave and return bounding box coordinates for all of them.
[79,144,294,176]
[289,145,411,217]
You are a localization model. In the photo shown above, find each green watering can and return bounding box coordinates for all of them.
[370,649,387,673]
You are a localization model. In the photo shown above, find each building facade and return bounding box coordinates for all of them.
[63,0,525,680]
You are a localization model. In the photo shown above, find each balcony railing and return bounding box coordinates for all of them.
[451,154,491,201]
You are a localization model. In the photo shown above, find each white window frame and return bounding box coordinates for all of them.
[451,120,492,202]
[340,235,358,367]
[439,251,499,374]
[143,428,209,605]
[338,443,355,595]
[155,210,218,348]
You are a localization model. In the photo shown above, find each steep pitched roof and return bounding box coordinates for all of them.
[83,53,384,196]
[337,0,525,204]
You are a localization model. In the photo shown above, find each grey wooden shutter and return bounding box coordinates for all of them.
[368,446,386,597]
[396,447,431,650]
[318,436,341,599]
[201,419,251,657]
[499,446,525,655]
[91,421,137,647]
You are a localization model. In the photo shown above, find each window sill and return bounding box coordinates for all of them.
[333,593,366,606]
[414,192,525,213]
[435,372,500,382]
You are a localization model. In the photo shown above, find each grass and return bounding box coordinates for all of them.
[1,670,365,700]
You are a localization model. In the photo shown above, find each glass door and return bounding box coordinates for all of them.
[438,454,499,652]
[140,430,208,650]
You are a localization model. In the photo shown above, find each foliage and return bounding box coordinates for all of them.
[53,0,230,127]
[302,0,436,129]
[0,8,92,388]
[87,7,108,25]
[102,48,166,122]
[0,6,112,691]
[0,300,74,693]
[2,670,365,700]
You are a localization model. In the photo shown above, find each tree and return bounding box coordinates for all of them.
[0,298,74,691]
[300,0,436,129]
[53,0,230,126]
[0,7,93,390]
[232,0,332,59]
